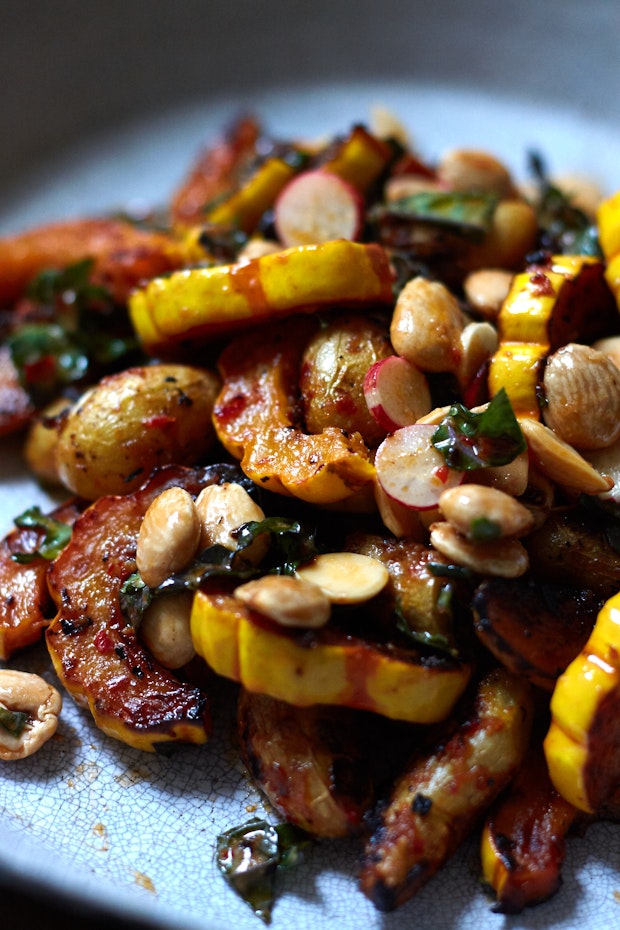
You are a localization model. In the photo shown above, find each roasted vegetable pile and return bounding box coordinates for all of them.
[2,111,620,921]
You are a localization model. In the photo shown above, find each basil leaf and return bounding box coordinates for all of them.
[11,506,72,563]
[215,818,309,923]
[528,151,602,257]
[0,705,29,737]
[382,190,498,239]
[431,388,526,470]
[119,572,154,627]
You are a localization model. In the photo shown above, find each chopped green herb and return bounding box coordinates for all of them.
[11,506,72,563]
[0,705,29,738]
[234,516,319,574]
[216,817,309,923]
[379,190,498,240]
[431,388,526,470]
[528,151,602,257]
[119,572,154,627]
[469,516,502,542]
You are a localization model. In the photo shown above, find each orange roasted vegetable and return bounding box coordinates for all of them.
[237,689,374,838]
[488,255,617,418]
[597,190,620,307]
[190,587,471,724]
[358,668,533,911]
[0,498,83,659]
[472,577,599,691]
[128,240,394,352]
[45,464,231,751]
[320,124,394,192]
[544,590,620,813]
[480,746,578,913]
[0,217,205,306]
[213,315,376,504]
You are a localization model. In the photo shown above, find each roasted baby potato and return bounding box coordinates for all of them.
[54,363,221,500]
[300,312,392,446]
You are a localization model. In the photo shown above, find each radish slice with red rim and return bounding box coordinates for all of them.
[375,423,464,511]
[274,169,364,247]
[364,355,431,433]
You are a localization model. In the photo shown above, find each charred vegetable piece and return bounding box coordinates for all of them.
[190,588,471,724]
[213,316,375,504]
[472,577,599,691]
[488,255,617,419]
[0,218,205,306]
[237,689,373,837]
[128,240,394,352]
[45,464,234,751]
[524,507,620,600]
[0,499,83,659]
[544,590,620,813]
[480,746,578,913]
[358,668,533,911]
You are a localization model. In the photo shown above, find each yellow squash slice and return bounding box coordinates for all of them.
[129,239,394,352]
[597,190,620,307]
[488,255,616,419]
[190,588,471,724]
[544,590,620,813]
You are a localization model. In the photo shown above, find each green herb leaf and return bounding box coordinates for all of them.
[215,818,309,923]
[11,506,72,563]
[0,705,29,737]
[382,190,498,240]
[26,257,108,306]
[431,388,526,470]
[528,152,602,257]
[119,572,154,627]
[234,516,319,574]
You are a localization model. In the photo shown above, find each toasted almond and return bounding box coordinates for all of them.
[429,521,529,578]
[295,551,389,604]
[519,417,614,495]
[234,575,331,629]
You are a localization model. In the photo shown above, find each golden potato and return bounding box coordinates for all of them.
[300,313,392,446]
[55,364,221,500]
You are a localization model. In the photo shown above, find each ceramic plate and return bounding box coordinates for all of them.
[1,80,619,930]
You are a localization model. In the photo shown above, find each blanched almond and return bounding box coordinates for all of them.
[295,552,389,604]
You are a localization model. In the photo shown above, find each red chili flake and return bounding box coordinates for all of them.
[94,628,115,654]
[214,393,248,423]
[23,355,57,384]
[528,270,556,297]
[143,414,176,429]
[433,464,451,485]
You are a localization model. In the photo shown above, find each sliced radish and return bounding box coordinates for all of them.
[364,355,432,433]
[274,169,364,247]
[375,423,464,511]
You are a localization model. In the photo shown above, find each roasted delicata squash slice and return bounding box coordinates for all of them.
[480,746,578,914]
[0,498,83,659]
[128,240,394,352]
[45,464,239,752]
[190,588,471,724]
[212,315,376,504]
[544,590,620,813]
[488,255,617,418]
